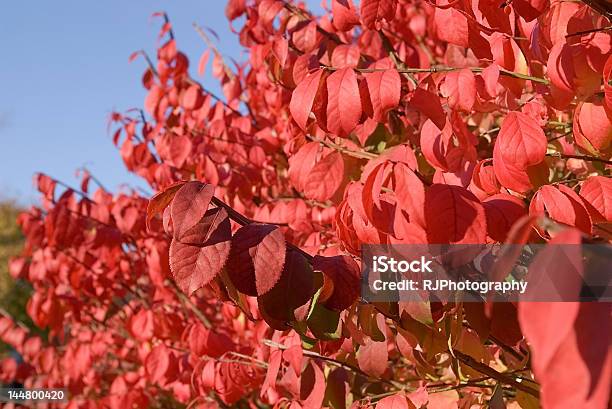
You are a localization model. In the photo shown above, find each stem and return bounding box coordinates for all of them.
[282,1,343,44]
[546,153,612,166]
[454,351,539,398]
[489,334,525,362]
[566,25,612,38]
[0,308,30,332]
[263,339,396,387]
[167,280,212,328]
[322,65,549,85]
[210,196,314,262]
[378,30,418,87]
[306,135,378,160]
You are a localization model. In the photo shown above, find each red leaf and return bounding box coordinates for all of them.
[290,69,324,131]
[494,112,547,171]
[169,208,231,294]
[226,223,286,296]
[519,230,583,368]
[303,151,345,201]
[580,176,612,222]
[409,88,446,130]
[493,112,548,193]
[393,163,426,227]
[331,45,361,69]
[145,344,170,384]
[364,68,401,122]
[288,142,320,191]
[261,349,282,396]
[128,309,155,342]
[519,229,611,408]
[360,0,397,30]
[283,345,304,375]
[357,338,388,377]
[198,49,211,76]
[425,184,487,244]
[433,7,469,48]
[181,85,204,111]
[512,0,549,21]
[331,0,360,32]
[547,43,600,99]
[170,181,215,240]
[426,390,459,409]
[482,194,527,242]
[530,185,592,234]
[167,134,193,168]
[440,68,476,112]
[189,324,233,358]
[538,302,612,409]
[420,119,463,172]
[326,67,362,137]
[312,255,361,311]
[573,97,612,156]
[257,250,314,325]
[299,362,325,409]
[146,181,186,230]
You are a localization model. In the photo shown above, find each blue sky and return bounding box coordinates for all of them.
[1,1,320,204]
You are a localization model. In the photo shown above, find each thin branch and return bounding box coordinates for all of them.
[210,197,314,261]
[281,1,343,44]
[379,30,418,87]
[546,153,612,166]
[321,65,549,85]
[263,339,397,387]
[454,350,539,398]
[306,135,378,160]
[167,280,212,328]
[566,24,612,38]
[80,166,108,192]
[0,308,30,332]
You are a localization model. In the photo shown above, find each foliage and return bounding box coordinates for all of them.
[1,1,611,408]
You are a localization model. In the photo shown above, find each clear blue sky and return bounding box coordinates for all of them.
[1,1,320,204]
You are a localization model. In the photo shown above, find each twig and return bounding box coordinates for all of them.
[379,30,418,87]
[263,339,397,387]
[566,25,612,38]
[80,166,108,192]
[306,135,378,160]
[546,153,612,166]
[489,334,525,362]
[167,280,212,328]
[0,308,29,332]
[210,197,314,261]
[321,65,549,85]
[454,350,539,398]
[282,1,343,44]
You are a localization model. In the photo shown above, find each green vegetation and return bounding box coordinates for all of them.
[0,201,31,352]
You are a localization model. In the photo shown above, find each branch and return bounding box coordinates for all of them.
[167,280,212,328]
[263,339,397,387]
[546,153,612,166]
[566,25,612,38]
[322,65,549,85]
[306,135,378,160]
[454,350,540,398]
[378,30,418,87]
[282,1,343,44]
[579,0,612,20]
[210,196,314,262]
